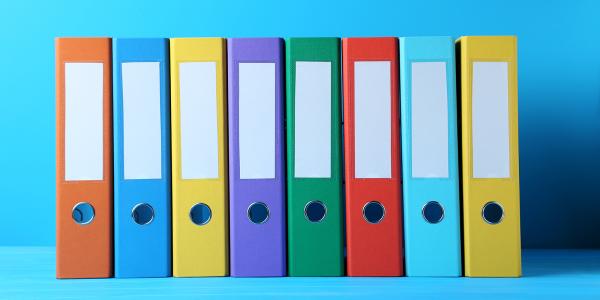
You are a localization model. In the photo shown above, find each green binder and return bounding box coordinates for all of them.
[286,38,343,276]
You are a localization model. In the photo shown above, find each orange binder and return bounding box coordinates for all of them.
[342,37,404,276]
[56,38,113,278]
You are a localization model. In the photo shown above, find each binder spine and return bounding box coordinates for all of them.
[342,37,403,276]
[228,38,286,277]
[399,37,461,277]
[170,38,229,277]
[285,38,343,276]
[458,36,521,277]
[113,38,171,278]
[56,37,113,278]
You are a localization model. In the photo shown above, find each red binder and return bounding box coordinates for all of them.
[342,37,403,276]
[56,38,113,278]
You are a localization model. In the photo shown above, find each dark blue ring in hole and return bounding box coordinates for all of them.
[72,202,95,225]
[132,203,154,225]
[304,201,327,223]
[363,201,385,224]
[482,201,504,224]
[190,203,212,226]
[247,202,269,224]
[422,201,444,224]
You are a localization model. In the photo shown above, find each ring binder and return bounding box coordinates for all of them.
[342,37,404,276]
[113,38,171,278]
[228,38,286,277]
[170,38,229,277]
[399,36,462,277]
[56,37,113,279]
[286,38,344,276]
[457,36,521,277]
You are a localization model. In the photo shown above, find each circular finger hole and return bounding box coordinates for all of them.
[131,203,154,225]
[362,201,385,224]
[190,203,212,226]
[72,202,95,225]
[482,201,504,225]
[422,201,445,224]
[304,201,327,223]
[247,202,270,224]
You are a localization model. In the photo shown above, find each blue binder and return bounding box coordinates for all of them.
[113,38,171,278]
[399,36,461,276]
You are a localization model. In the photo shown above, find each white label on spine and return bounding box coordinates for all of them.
[294,61,332,178]
[354,61,392,179]
[472,62,510,178]
[239,63,276,179]
[411,62,449,178]
[179,62,219,179]
[122,62,162,180]
[65,63,104,181]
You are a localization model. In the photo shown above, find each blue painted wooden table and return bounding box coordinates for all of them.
[0,248,599,299]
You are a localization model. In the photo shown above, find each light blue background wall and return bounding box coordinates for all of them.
[0,0,598,247]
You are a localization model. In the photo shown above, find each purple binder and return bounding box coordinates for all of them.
[227,38,286,277]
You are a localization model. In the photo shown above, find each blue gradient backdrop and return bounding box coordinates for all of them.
[0,0,599,247]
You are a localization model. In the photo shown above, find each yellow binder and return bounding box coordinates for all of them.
[456,36,521,277]
[170,38,228,277]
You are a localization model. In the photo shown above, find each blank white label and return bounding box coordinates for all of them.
[354,61,391,179]
[411,62,449,178]
[179,62,219,179]
[472,62,510,178]
[122,62,162,180]
[294,61,331,178]
[65,63,103,181]
[238,63,275,179]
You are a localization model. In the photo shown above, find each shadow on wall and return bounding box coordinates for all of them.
[520,74,600,248]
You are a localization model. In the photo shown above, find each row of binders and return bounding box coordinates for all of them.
[55,36,521,279]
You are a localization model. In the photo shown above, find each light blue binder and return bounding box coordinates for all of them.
[399,36,461,276]
[113,38,171,278]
